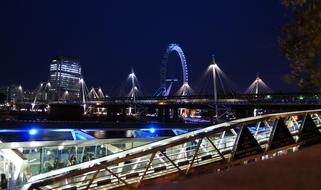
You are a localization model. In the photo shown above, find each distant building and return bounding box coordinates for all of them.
[49,56,82,100]
[0,85,24,103]
[0,86,9,102]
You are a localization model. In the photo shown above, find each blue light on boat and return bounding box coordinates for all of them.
[29,129,38,135]
[149,128,156,134]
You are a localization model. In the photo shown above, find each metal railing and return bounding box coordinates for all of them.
[23,109,321,190]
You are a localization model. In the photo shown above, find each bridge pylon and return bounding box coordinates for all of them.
[245,73,272,94]
[245,73,272,116]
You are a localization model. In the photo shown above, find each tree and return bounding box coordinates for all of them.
[279,0,321,92]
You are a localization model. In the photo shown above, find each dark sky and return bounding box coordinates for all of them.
[0,0,296,95]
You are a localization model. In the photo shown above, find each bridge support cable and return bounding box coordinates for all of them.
[245,73,272,94]
[98,88,105,98]
[217,109,230,120]
[88,88,99,100]
[245,73,273,116]
[31,82,52,111]
[79,78,91,115]
[199,55,232,120]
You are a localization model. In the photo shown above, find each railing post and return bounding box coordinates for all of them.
[160,151,185,175]
[85,169,100,190]
[254,121,261,136]
[106,168,130,187]
[135,152,156,188]
[186,138,203,175]
[218,131,226,148]
[205,136,225,160]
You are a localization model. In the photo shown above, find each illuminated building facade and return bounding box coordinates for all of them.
[49,56,82,100]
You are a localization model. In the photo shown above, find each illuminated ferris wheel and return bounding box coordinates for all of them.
[156,43,190,96]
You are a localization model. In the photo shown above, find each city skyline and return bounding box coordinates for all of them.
[0,1,296,94]
[0,51,274,98]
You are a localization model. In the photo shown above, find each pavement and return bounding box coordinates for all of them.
[141,144,321,190]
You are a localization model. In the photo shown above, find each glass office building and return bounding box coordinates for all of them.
[49,56,82,100]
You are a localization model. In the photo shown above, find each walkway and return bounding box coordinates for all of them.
[142,144,321,190]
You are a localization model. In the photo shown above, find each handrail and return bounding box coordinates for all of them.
[0,137,165,150]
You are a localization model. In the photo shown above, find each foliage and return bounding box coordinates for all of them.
[279,0,321,92]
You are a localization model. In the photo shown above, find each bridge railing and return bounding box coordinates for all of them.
[92,93,321,101]
[23,109,321,190]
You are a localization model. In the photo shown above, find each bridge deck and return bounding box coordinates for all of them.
[140,143,321,190]
[46,94,321,108]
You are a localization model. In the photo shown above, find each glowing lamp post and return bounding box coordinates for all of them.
[255,73,261,95]
[129,70,137,102]
[209,56,218,118]
[128,70,138,115]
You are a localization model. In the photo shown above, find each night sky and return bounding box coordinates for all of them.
[0,0,296,95]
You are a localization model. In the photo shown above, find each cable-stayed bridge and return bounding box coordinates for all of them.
[21,43,277,114]
[13,43,321,120]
